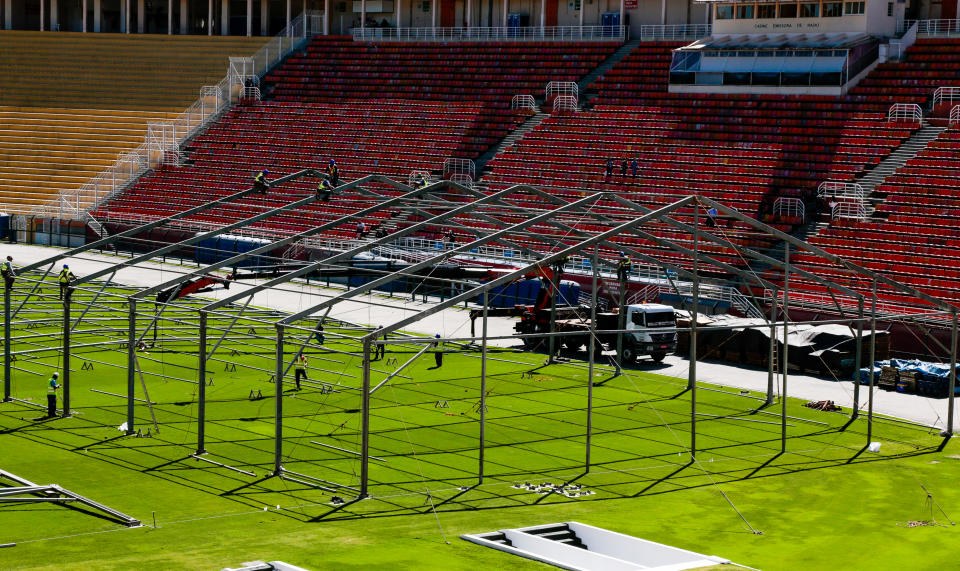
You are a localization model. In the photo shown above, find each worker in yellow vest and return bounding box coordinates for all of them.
[294,354,307,390]
[1,255,14,287]
[58,264,76,301]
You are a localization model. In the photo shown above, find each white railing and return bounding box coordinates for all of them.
[951,105,960,126]
[818,181,864,200]
[242,86,262,101]
[443,158,476,180]
[905,19,960,36]
[933,87,960,109]
[449,173,474,188]
[26,12,320,222]
[511,94,537,111]
[887,20,917,60]
[407,169,433,187]
[773,197,805,222]
[351,25,627,42]
[831,201,867,221]
[545,81,578,101]
[553,94,578,113]
[639,24,711,42]
[888,103,923,123]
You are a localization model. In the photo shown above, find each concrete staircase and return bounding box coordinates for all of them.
[578,39,642,105]
[474,111,549,177]
[858,122,946,216]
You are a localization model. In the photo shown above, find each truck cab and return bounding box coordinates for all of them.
[623,303,677,363]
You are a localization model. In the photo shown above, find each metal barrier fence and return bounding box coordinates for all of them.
[639,24,711,42]
[352,25,627,42]
[951,105,960,126]
[933,87,960,109]
[900,19,960,36]
[511,94,536,111]
[28,10,324,223]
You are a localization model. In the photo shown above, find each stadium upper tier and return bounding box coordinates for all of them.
[264,37,620,106]
[0,32,269,110]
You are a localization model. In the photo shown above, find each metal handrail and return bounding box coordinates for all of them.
[773,197,805,222]
[639,24,711,42]
[511,95,536,111]
[933,87,960,109]
[351,25,627,42]
[831,201,867,221]
[553,94,578,113]
[818,181,864,200]
[951,105,960,126]
[887,103,923,123]
[911,19,960,36]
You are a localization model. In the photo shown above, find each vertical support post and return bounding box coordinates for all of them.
[867,280,876,444]
[274,325,284,475]
[61,290,71,417]
[578,0,583,36]
[286,0,290,31]
[168,0,172,33]
[479,291,488,484]
[221,0,228,34]
[539,0,544,34]
[947,310,957,436]
[126,298,137,434]
[51,0,58,30]
[586,247,598,472]
[766,286,777,405]
[138,0,144,33]
[660,0,665,24]
[466,0,471,27]
[361,0,366,31]
[431,0,436,31]
[689,206,699,459]
[246,0,252,35]
[208,0,212,34]
[124,0,129,32]
[261,0,268,36]
[396,0,401,30]
[359,338,372,497]
[949,310,958,435]
[502,0,507,29]
[781,243,789,454]
[197,311,207,454]
[852,296,864,420]
[547,265,560,364]
[40,0,45,30]
[181,0,187,33]
[3,282,10,402]
[619,0,624,38]
[94,0,100,31]
[83,0,87,31]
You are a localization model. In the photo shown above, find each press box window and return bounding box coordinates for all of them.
[716,4,734,19]
[757,4,777,17]
[823,2,843,16]
[844,1,865,14]
[779,3,798,17]
[800,2,820,17]
[736,4,755,18]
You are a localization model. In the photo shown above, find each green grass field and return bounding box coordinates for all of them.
[2,275,960,570]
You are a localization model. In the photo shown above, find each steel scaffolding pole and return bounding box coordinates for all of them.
[197,311,208,454]
[587,246,598,472]
[3,284,10,402]
[126,298,137,434]
[274,325,284,475]
[868,280,877,444]
[359,338,372,498]
[61,290,71,416]
[852,297,864,420]
[766,286,777,405]
[479,291,488,484]
[949,310,958,434]
[689,206,699,459]
[781,243,790,454]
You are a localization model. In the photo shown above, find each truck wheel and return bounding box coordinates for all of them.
[651,351,666,363]
[620,347,636,364]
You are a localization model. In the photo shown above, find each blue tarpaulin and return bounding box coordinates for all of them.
[859,359,960,396]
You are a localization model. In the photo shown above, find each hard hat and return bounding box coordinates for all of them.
[329,159,336,164]
[435,334,441,338]
[618,251,626,257]
[64,264,69,268]
[263,169,270,175]
[5,255,11,261]
[52,372,59,378]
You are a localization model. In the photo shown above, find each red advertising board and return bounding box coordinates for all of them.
[625,0,638,8]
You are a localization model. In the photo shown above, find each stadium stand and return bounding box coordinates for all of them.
[0,31,268,110]
[0,32,268,214]
[266,37,620,106]
[0,107,179,213]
